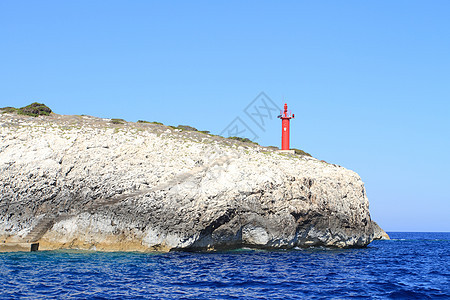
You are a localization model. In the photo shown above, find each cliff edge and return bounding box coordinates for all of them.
[0,112,381,251]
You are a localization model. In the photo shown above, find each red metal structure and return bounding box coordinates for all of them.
[278,103,294,150]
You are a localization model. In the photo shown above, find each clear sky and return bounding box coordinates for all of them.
[1,1,449,232]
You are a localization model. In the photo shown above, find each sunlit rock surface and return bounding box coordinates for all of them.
[0,113,381,251]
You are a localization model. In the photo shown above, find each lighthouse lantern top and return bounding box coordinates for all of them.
[278,103,294,119]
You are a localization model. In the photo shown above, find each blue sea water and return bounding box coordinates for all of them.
[0,232,448,299]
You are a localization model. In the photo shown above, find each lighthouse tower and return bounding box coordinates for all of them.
[278,103,294,150]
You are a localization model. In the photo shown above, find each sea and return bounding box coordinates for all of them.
[0,232,448,299]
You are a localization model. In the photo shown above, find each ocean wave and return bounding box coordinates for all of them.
[0,232,448,299]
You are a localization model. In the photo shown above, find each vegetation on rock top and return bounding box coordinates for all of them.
[1,102,52,117]
[137,120,164,125]
[1,103,313,158]
[292,148,312,157]
[110,118,126,125]
[177,125,198,131]
[228,136,258,145]
[0,107,18,114]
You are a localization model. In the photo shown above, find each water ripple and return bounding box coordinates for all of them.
[0,232,448,299]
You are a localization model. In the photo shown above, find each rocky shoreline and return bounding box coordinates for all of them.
[0,112,388,251]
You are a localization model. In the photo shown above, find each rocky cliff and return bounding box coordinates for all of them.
[0,112,380,251]
[372,221,390,240]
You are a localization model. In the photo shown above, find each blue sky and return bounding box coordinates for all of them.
[1,1,449,232]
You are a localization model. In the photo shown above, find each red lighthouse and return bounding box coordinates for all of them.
[278,103,294,150]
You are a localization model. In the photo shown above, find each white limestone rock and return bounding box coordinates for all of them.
[0,113,382,251]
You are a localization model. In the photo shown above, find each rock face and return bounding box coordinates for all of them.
[372,221,390,240]
[0,113,380,251]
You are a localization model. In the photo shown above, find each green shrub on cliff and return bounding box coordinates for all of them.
[18,103,52,117]
[137,120,164,125]
[292,148,312,157]
[111,118,126,125]
[228,136,258,145]
[2,103,52,117]
[177,125,198,131]
[0,107,18,114]
[137,120,153,124]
